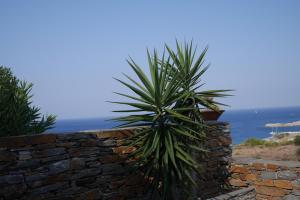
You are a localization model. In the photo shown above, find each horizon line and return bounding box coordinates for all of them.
[56,105,300,121]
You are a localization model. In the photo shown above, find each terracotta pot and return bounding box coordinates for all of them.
[200,109,224,121]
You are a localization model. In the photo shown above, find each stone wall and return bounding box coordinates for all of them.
[0,129,145,200]
[207,187,256,200]
[196,122,232,199]
[229,158,300,200]
[0,121,231,200]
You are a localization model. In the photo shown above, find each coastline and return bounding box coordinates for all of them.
[263,131,300,142]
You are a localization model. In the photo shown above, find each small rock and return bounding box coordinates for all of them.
[33,148,66,158]
[19,151,32,160]
[0,183,26,199]
[16,159,40,169]
[218,135,231,146]
[229,178,247,187]
[29,134,57,145]
[71,168,102,180]
[112,146,135,154]
[70,158,85,170]
[31,182,69,195]
[41,154,69,163]
[75,177,96,186]
[230,166,250,174]
[261,171,277,180]
[245,173,257,182]
[278,171,297,180]
[87,161,101,168]
[0,174,24,184]
[80,140,98,147]
[274,180,293,189]
[0,151,16,161]
[292,179,300,190]
[48,160,70,175]
[68,147,100,157]
[56,142,77,148]
[252,163,265,170]
[98,140,116,147]
[96,131,128,139]
[292,189,300,196]
[266,163,279,171]
[26,173,47,182]
[283,194,299,200]
[255,185,286,197]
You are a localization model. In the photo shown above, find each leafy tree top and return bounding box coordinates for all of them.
[0,66,56,137]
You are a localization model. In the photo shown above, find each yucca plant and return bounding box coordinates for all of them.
[111,41,230,199]
[166,42,230,112]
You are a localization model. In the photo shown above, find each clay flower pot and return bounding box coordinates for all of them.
[200,109,224,121]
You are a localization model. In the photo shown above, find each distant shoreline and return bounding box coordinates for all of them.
[263,131,300,142]
[265,120,300,128]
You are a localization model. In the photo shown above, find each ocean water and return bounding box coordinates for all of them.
[50,106,300,144]
[219,106,300,144]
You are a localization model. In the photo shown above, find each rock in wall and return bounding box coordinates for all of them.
[207,186,256,200]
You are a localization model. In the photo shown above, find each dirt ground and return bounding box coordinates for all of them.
[233,145,299,161]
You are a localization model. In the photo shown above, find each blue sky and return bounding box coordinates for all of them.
[0,1,299,119]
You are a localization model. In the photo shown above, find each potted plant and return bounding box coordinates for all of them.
[200,97,225,121]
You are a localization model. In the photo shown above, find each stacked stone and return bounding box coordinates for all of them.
[196,122,232,199]
[229,158,300,200]
[206,186,256,200]
[0,122,231,200]
[0,129,145,200]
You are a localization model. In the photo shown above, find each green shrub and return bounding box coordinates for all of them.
[264,141,279,147]
[280,140,294,145]
[294,136,300,146]
[0,66,56,137]
[243,138,266,146]
[296,147,300,157]
[242,138,279,147]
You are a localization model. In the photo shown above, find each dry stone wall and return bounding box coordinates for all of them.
[229,158,300,200]
[207,187,256,200]
[196,122,232,199]
[0,121,231,200]
[0,129,145,200]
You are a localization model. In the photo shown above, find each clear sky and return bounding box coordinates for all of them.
[1,1,299,119]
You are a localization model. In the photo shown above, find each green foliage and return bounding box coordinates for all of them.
[280,140,295,146]
[0,66,56,137]
[294,135,300,146]
[242,138,295,147]
[111,41,230,199]
[296,147,300,159]
[243,138,267,146]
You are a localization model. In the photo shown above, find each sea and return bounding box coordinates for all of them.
[49,106,300,144]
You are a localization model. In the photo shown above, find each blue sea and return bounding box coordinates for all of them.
[49,106,300,144]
